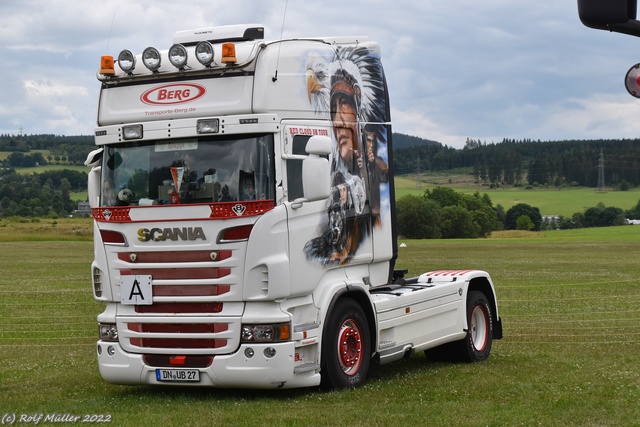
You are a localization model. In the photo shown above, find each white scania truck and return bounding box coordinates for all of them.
[86,24,503,389]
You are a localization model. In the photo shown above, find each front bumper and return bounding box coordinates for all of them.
[96,340,320,389]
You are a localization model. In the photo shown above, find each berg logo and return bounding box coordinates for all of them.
[140,83,206,105]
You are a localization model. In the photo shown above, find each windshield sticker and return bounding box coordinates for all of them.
[155,140,198,152]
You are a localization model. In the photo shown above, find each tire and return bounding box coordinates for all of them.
[459,290,493,362]
[425,290,493,362]
[320,298,371,389]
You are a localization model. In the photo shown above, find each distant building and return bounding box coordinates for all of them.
[72,202,91,217]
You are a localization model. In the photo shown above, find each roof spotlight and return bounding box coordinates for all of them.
[117,50,136,74]
[142,47,161,72]
[168,44,188,69]
[195,41,214,67]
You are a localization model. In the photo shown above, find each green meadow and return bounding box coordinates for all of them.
[1,217,639,426]
[0,150,84,170]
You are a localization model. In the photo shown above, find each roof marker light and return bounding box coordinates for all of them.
[195,41,214,66]
[168,44,188,69]
[221,43,237,64]
[142,47,161,72]
[122,124,143,140]
[197,119,220,134]
[100,56,115,76]
[117,50,136,74]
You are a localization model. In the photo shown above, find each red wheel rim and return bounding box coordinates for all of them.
[470,305,489,351]
[337,318,363,375]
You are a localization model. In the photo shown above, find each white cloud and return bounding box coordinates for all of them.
[547,95,640,138]
[24,80,87,98]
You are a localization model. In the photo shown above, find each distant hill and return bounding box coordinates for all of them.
[392,137,640,188]
[392,132,442,150]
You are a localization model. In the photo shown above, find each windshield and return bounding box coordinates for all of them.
[100,134,274,207]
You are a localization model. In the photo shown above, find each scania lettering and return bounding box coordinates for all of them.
[137,227,206,242]
[87,24,503,389]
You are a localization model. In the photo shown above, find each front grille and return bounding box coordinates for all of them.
[153,285,230,297]
[131,338,226,349]
[135,303,223,314]
[129,323,228,334]
[121,267,230,280]
[118,250,232,263]
[116,247,240,355]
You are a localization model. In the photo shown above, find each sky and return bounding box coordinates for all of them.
[2,0,640,148]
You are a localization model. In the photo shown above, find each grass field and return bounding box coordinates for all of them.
[14,164,87,175]
[1,218,639,425]
[395,174,640,217]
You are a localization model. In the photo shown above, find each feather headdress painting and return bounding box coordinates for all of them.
[304,45,389,266]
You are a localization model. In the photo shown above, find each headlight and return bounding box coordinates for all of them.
[241,323,291,343]
[99,324,119,342]
[142,47,161,71]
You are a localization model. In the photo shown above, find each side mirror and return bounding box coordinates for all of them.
[85,147,103,167]
[302,136,331,202]
[291,136,331,208]
[305,135,332,156]
[578,0,640,36]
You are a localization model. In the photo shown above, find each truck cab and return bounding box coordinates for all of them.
[87,24,502,389]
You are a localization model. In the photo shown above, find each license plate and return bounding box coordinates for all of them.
[120,275,153,305]
[155,369,200,383]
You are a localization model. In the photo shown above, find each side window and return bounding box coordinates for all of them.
[286,135,311,201]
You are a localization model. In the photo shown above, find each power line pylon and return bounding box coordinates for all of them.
[597,149,605,192]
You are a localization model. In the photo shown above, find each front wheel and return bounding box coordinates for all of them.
[320,298,371,389]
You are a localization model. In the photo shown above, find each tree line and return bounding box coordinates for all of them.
[393,136,640,188]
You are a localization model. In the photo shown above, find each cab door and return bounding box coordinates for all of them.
[282,124,373,296]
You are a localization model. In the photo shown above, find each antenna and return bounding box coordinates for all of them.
[106,10,117,53]
[272,0,289,82]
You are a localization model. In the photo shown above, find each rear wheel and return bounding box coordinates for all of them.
[425,290,493,362]
[459,290,493,362]
[320,298,371,389]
